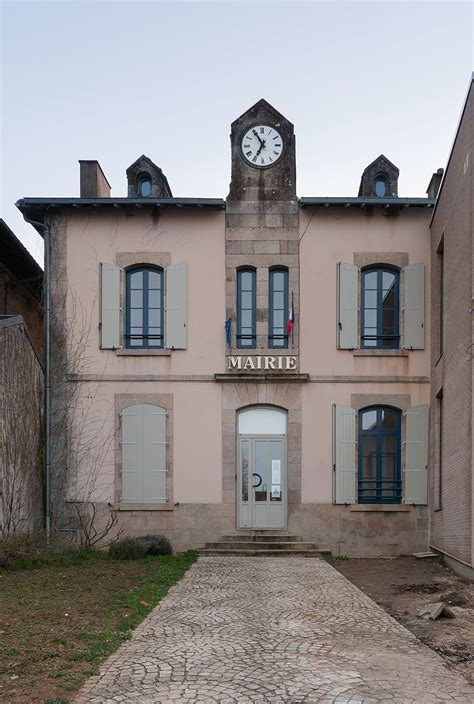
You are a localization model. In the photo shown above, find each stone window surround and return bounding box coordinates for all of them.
[114,392,174,510]
[116,252,172,355]
[353,252,409,354]
[351,393,411,511]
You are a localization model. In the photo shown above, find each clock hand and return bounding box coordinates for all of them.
[252,129,264,147]
[256,140,266,157]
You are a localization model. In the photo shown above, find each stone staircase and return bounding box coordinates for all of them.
[199,530,330,558]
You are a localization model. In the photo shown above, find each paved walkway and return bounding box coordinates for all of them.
[76,557,473,703]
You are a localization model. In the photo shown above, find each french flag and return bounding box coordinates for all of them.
[287,298,294,338]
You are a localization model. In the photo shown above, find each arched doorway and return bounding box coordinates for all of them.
[237,407,287,529]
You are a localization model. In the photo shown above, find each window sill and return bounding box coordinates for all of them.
[116,349,171,356]
[114,502,174,511]
[350,504,411,512]
[353,350,408,357]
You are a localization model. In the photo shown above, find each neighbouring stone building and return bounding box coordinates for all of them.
[15,83,472,568]
[0,221,44,536]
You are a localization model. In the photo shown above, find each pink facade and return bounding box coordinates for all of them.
[18,101,451,559]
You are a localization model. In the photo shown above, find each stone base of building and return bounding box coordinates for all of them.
[85,501,428,558]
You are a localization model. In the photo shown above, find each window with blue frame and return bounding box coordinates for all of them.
[237,268,256,348]
[126,266,164,348]
[138,174,152,197]
[361,266,400,349]
[358,406,402,504]
[269,267,288,348]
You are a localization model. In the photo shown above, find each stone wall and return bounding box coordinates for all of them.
[0,319,44,536]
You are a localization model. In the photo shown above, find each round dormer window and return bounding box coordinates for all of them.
[374,176,388,197]
[138,176,152,197]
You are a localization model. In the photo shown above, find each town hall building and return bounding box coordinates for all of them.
[18,94,459,561]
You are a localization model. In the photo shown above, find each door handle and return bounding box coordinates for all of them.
[252,473,262,488]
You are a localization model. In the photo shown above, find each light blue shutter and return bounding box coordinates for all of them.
[337,263,359,349]
[121,404,167,503]
[143,404,167,503]
[404,404,429,505]
[121,405,141,502]
[100,263,122,349]
[402,263,425,350]
[333,404,357,504]
[166,263,187,349]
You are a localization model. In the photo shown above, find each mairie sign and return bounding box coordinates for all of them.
[227,355,297,371]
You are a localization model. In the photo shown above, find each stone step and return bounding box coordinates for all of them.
[198,548,327,558]
[203,541,319,551]
[220,534,302,543]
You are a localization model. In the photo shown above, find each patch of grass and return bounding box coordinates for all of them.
[330,554,350,561]
[4,547,109,571]
[0,549,197,702]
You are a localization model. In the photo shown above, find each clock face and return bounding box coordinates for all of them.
[241,125,283,167]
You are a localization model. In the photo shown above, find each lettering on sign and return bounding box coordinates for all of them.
[227,356,297,371]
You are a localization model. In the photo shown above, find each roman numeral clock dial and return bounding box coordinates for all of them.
[241,125,284,167]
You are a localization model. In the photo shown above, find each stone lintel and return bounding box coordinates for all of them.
[215,373,309,383]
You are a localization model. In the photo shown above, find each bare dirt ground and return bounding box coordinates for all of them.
[330,556,474,686]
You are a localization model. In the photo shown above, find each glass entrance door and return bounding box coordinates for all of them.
[238,436,286,528]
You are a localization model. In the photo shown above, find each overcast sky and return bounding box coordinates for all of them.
[1,0,473,265]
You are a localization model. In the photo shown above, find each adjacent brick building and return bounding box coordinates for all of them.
[430,75,474,579]
[0,219,43,359]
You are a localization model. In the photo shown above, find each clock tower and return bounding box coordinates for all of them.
[228,98,296,201]
[225,99,300,363]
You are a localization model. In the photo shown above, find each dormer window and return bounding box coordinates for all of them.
[358,155,399,198]
[138,175,152,197]
[126,155,173,198]
[374,175,388,197]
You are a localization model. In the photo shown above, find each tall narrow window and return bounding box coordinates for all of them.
[358,406,401,504]
[436,390,443,511]
[437,238,444,358]
[237,268,256,348]
[126,266,164,348]
[361,267,400,349]
[269,267,288,348]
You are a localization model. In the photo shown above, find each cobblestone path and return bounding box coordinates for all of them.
[76,557,474,703]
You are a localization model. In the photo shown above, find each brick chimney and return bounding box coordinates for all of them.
[79,160,111,197]
[426,168,444,199]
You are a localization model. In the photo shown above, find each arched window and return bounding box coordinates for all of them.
[269,267,288,348]
[138,175,152,197]
[374,174,388,197]
[126,266,164,348]
[237,268,256,348]
[238,406,287,435]
[358,406,401,504]
[361,266,400,349]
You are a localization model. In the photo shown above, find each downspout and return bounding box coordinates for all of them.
[20,212,51,545]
